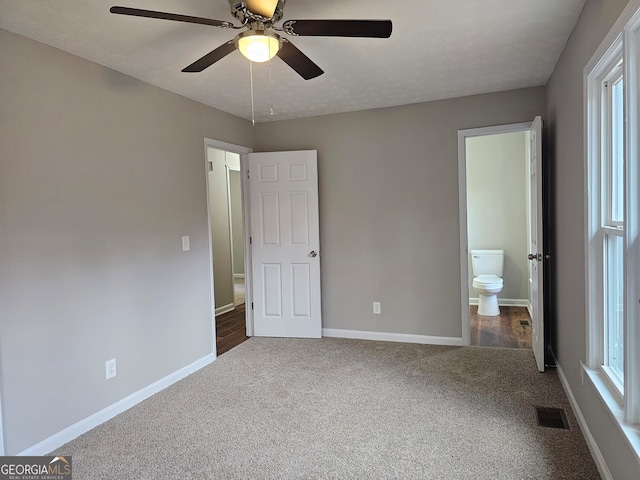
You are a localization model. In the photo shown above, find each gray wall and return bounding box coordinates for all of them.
[0,29,254,454]
[208,148,235,311]
[466,131,529,302]
[546,0,639,477]
[255,88,545,338]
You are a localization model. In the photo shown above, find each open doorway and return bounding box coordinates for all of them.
[458,120,543,358]
[464,130,532,349]
[204,138,253,356]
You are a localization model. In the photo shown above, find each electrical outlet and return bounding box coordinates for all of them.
[182,236,190,252]
[373,302,381,315]
[106,358,117,380]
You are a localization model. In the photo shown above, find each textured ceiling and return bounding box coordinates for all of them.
[0,0,586,123]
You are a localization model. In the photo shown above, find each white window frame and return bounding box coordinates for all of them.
[584,0,640,455]
[602,64,624,229]
[600,55,625,394]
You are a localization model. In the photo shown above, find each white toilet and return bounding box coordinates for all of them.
[471,249,504,316]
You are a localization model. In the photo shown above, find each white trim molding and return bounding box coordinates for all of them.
[581,364,640,465]
[322,328,464,346]
[555,360,613,480]
[215,303,236,316]
[468,298,529,308]
[18,354,216,456]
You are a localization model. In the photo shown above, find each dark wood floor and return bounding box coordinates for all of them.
[216,303,249,356]
[470,305,532,349]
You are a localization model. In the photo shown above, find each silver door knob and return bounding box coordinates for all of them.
[528,253,537,260]
[309,250,318,257]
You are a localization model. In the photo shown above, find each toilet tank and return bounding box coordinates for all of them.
[471,250,504,277]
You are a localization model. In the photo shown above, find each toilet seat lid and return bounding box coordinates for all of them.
[473,274,503,286]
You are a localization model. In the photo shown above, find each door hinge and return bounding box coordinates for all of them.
[251,302,254,310]
[249,236,252,245]
[247,170,250,179]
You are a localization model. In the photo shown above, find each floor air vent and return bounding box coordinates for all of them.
[535,407,569,429]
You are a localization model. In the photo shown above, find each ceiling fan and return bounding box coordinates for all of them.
[110,0,392,80]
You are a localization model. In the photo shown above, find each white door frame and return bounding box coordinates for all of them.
[457,121,534,346]
[204,138,254,353]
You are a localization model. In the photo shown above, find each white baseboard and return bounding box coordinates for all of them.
[469,298,529,307]
[18,353,216,457]
[555,359,613,480]
[215,303,235,316]
[322,328,464,346]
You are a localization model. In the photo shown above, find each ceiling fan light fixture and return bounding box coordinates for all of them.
[236,29,281,63]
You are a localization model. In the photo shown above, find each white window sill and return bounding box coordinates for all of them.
[582,363,640,463]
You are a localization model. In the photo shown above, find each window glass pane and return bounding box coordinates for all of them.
[605,234,624,385]
[611,76,624,223]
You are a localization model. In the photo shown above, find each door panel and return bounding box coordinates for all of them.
[529,116,545,372]
[249,150,321,338]
[260,193,281,245]
[263,263,283,317]
[290,193,309,245]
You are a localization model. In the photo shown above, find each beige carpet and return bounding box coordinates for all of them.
[52,338,600,479]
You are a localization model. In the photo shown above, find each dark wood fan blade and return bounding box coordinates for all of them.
[110,6,234,28]
[282,19,392,38]
[277,40,324,80]
[246,0,279,18]
[182,41,237,72]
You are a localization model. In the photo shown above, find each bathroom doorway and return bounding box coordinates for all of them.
[458,121,539,353]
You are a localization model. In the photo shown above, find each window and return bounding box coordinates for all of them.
[585,1,640,449]
[601,60,625,391]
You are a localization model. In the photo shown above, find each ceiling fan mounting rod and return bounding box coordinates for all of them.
[246,21,269,32]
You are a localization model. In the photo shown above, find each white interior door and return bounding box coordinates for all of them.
[528,116,545,372]
[249,150,322,338]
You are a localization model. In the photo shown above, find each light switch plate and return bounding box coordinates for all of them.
[373,302,381,315]
[182,236,190,251]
